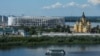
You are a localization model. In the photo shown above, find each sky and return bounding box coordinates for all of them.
[0,0,100,16]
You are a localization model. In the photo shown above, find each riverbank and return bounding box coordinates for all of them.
[0,36,100,46]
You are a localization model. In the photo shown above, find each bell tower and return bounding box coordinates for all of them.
[81,12,86,24]
[82,12,85,18]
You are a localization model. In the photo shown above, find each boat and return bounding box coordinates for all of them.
[45,49,65,56]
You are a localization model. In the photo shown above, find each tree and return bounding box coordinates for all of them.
[24,26,30,32]
[96,25,100,33]
[29,26,37,35]
[91,25,100,33]
[65,25,71,33]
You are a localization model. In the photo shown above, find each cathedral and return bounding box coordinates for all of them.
[74,12,91,33]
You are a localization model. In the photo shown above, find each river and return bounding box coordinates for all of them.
[65,22,100,27]
[0,45,100,56]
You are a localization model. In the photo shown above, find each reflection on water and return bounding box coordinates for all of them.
[79,46,86,51]
[69,51,100,54]
[68,51,100,56]
[46,54,65,56]
[0,45,100,56]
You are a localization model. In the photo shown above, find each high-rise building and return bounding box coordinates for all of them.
[0,16,8,27]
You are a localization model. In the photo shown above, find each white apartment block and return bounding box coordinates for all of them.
[8,16,65,28]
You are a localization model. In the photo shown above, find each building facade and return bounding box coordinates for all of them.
[8,16,65,28]
[74,12,91,33]
[0,16,8,27]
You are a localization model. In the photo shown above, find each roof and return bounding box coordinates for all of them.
[82,12,86,18]
[0,28,18,32]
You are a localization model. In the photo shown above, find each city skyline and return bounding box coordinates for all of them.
[0,0,100,16]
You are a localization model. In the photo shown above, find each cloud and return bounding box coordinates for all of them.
[80,4,90,8]
[43,2,62,9]
[43,2,90,9]
[51,2,62,8]
[43,6,51,9]
[63,2,79,8]
[88,0,100,5]
[63,2,90,9]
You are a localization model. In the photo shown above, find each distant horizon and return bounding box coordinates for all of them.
[0,15,100,17]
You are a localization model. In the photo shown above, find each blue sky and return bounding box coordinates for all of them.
[0,0,100,16]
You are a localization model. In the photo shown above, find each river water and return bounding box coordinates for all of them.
[0,45,100,56]
[65,22,100,27]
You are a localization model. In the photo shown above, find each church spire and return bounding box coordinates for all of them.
[82,12,85,18]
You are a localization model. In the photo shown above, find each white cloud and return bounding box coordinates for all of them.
[63,2,90,9]
[43,6,51,9]
[43,2,90,9]
[51,2,62,8]
[88,0,100,5]
[67,2,79,7]
[43,2,62,9]
[63,2,76,8]
[80,4,90,8]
